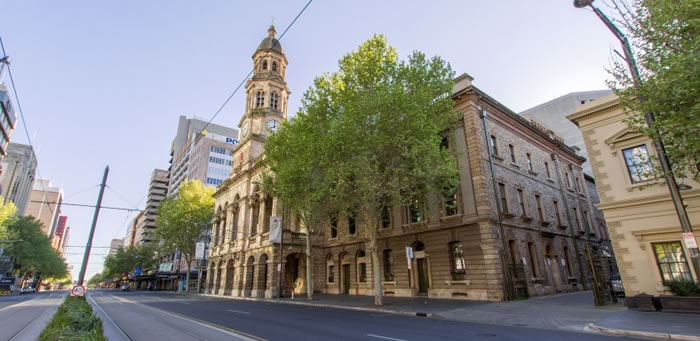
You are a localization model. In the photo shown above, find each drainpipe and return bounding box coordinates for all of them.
[551,153,589,291]
[479,108,514,301]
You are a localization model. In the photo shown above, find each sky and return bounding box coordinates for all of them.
[1,0,622,282]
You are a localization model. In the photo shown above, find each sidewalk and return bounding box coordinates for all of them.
[193,290,700,340]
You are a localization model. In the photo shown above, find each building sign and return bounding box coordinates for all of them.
[195,242,205,260]
[269,216,282,243]
[683,232,698,249]
[159,263,173,272]
[225,137,239,145]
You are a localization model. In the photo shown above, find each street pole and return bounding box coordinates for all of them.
[575,0,700,280]
[77,166,109,286]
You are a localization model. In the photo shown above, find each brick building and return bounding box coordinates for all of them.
[207,31,615,301]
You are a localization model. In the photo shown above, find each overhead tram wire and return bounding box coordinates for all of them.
[198,0,313,135]
[0,37,56,217]
[30,200,140,212]
[64,184,100,199]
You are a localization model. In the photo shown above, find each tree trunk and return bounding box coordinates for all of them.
[368,217,383,305]
[185,259,191,293]
[305,230,313,301]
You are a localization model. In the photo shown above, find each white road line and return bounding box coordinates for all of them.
[367,334,406,341]
[227,309,251,315]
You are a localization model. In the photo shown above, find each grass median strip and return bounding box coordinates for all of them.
[39,295,106,341]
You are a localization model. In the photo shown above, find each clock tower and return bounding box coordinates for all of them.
[234,25,290,168]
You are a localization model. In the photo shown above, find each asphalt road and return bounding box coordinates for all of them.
[96,290,644,341]
[0,290,66,341]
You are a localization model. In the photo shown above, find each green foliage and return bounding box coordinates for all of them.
[0,198,17,241]
[87,273,102,288]
[155,179,214,291]
[608,0,700,181]
[5,216,67,279]
[102,245,156,279]
[266,35,459,304]
[667,279,700,296]
[39,296,106,341]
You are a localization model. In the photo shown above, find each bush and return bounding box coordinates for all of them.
[666,279,700,296]
[39,296,106,341]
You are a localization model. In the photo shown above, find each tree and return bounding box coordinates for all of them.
[0,198,17,242]
[276,35,459,305]
[263,106,333,300]
[5,216,68,282]
[103,245,156,279]
[607,0,700,181]
[87,272,103,288]
[155,179,215,292]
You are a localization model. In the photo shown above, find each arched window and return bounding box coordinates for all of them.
[327,254,334,283]
[383,249,394,281]
[262,60,268,70]
[270,92,279,110]
[256,90,265,108]
[272,61,277,72]
[263,195,273,233]
[449,241,465,280]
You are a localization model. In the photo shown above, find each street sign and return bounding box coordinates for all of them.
[269,216,282,243]
[71,285,86,297]
[683,232,698,249]
[195,242,205,260]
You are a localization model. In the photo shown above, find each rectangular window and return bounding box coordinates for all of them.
[545,162,552,178]
[535,195,544,220]
[553,200,562,225]
[526,153,533,171]
[623,145,655,183]
[498,183,509,213]
[348,212,356,235]
[509,144,516,163]
[573,207,580,230]
[564,247,572,277]
[490,135,498,156]
[383,250,394,281]
[381,207,392,228]
[359,263,367,282]
[516,189,526,216]
[330,215,338,239]
[582,210,590,232]
[575,177,581,192]
[450,241,466,280]
[652,241,692,282]
[565,172,572,188]
[328,265,334,283]
[528,242,539,277]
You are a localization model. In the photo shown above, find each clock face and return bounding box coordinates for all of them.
[267,119,278,132]
[242,121,249,137]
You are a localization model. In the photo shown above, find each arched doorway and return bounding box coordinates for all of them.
[224,259,235,295]
[285,253,300,294]
[214,260,223,295]
[245,256,255,297]
[339,252,350,294]
[412,241,429,295]
[546,244,563,292]
[258,254,269,296]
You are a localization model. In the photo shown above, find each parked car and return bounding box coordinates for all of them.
[20,286,36,294]
[120,284,129,291]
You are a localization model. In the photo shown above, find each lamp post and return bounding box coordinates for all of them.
[574,0,700,279]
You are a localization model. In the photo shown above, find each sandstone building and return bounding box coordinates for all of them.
[207,29,615,301]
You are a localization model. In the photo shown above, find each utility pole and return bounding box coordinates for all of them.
[77,166,109,286]
[574,0,700,280]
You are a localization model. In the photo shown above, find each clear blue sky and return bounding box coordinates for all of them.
[1,0,621,281]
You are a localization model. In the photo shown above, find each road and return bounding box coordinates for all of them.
[90,290,643,341]
[0,290,66,341]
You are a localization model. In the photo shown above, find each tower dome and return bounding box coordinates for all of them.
[256,25,283,54]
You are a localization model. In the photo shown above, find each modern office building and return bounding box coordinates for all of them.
[0,84,17,160]
[0,142,37,215]
[168,116,238,195]
[134,169,168,246]
[25,179,63,236]
[109,238,124,256]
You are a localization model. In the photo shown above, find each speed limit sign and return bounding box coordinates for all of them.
[71,285,86,297]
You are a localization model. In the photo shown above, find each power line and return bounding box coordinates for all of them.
[105,185,141,210]
[198,0,313,135]
[64,184,100,199]
[30,200,140,212]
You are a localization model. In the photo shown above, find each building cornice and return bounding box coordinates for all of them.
[567,95,622,125]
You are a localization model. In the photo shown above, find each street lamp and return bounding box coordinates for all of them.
[574,0,700,279]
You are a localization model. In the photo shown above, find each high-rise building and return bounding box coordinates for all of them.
[109,238,124,256]
[25,179,63,236]
[51,215,69,255]
[168,116,238,195]
[0,143,37,215]
[134,169,168,246]
[0,84,17,161]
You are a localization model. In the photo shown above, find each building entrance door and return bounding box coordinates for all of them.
[417,258,429,295]
[342,264,350,294]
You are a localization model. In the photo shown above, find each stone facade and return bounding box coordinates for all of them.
[569,94,699,296]
[207,33,615,301]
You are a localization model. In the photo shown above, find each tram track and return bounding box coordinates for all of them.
[5,293,64,341]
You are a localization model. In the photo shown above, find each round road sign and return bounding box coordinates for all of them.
[71,285,86,297]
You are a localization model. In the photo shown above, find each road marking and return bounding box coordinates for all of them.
[367,334,406,341]
[0,296,41,312]
[227,309,251,315]
[88,294,133,340]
